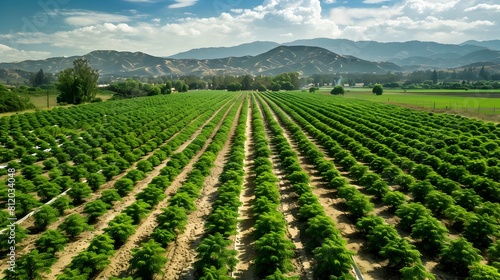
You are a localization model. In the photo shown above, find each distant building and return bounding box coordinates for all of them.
[354,83,365,87]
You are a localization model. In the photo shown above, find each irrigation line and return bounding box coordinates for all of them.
[0,187,72,234]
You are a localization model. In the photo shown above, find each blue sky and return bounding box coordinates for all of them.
[0,0,499,62]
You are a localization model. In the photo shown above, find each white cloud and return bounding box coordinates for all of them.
[323,0,336,3]
[168,0,198,9]
[60,10,132,26]
[363,0,390,4]
[0,44,51,62]
[464,4,500,12]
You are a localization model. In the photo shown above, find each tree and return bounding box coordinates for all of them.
[194,232,237,275]
[35,229,68,254]
[51,195,72,215]
[313,237,354,278]
[5,250,55,280]
[130,239,167,280]
[255,232,295,277]
[399,262,436,280]
[67,183,92,205]
[331,85,345,95]
[33,68,46,86]
[487,240,500,269]
[114,178,135,197]
[432,70,438,84]
[83,199,109,223]
[0,224,29,251]
[382,191,407,213]
[410,216,448,256]
[58,214,91,238]
[440,237,483,275]
[163,81,172,94]
[37,182,62,202]
[124,200,151,224]
[34,205,60,231]
[57,58,99,104]
[463,214,498,249]
[372,83,384,95]
[104,214,136,246]
[380,238,421,269]
[467,264,500,280]
[88,234,115,255]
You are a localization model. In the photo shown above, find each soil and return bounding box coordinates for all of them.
[161,100,244,280]
[232,100,257,279]
[255,97,313,280]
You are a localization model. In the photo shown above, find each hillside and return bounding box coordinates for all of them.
[0,46,401,76]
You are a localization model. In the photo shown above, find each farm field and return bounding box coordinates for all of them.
[1,91,500,280]
[328,88,500,119]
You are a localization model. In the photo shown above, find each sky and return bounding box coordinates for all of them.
[0,0,499,62]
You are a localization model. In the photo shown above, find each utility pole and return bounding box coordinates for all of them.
[47,90,49,108]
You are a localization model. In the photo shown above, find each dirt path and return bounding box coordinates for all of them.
[45,102,230,279]
[255,97,312,280]
[260,95,387,280]
[95,99,238,279]
[233,99,257,279]
[162,100,244,280]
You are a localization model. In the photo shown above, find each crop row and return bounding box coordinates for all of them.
[55,95,241,279]
[192,96,248,279]
[1,93,236,279]
[256,93,359,279]
[264,91,500,279]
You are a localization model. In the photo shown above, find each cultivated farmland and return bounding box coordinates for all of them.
[1,91,499,279]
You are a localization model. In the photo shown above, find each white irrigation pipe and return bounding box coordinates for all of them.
[0,188,72,234]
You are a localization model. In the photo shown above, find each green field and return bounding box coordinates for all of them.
[318,87,500,115]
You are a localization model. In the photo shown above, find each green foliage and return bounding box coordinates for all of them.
[5,250,55,280]
[0,83,36,113]
[399,262,436,280]
[382,191,407,213]
[124,200,151,224]
[34,205,60,231]
[440,237,483,275]
[58,214,91,238]
[51,195,72,215]
[313,237,354,278]
[101,189,122,206]
[104,214,136,246]
[35,229,68,254]
[68,183,92,205]
[467,264,500,280]
[57,58,99,104]
[463,214,498,249]
[372,83,384,95]
[114,178,135,197]
[255,232,295,277]
[194,233,237,276]
[410,216,448,256]
[83,199,109,223]
[0,224,29,250]
[331,86,345,95]
[380,238,421,269]
[130,239,167,280]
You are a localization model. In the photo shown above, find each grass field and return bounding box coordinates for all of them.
[317,87,500,116]
[0,89,115,117]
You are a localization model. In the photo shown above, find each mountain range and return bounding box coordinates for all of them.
[171,38,500,69]
[1,38,500,78]
[0,45,403,77]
